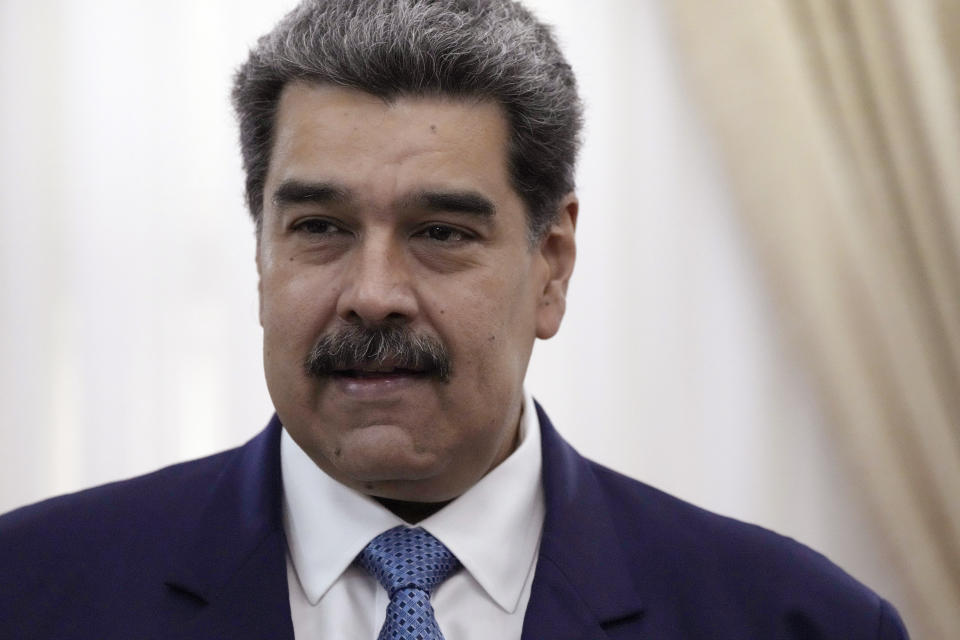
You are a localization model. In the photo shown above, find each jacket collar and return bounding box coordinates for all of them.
[160,406,645,639]
[163,415,294,639]
[521,402,646,639]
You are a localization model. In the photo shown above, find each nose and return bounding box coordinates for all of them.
[336,232,418,326]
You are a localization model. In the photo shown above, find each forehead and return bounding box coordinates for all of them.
[265,83,516,209]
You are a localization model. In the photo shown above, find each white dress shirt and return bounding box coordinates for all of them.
[282,392,545,640]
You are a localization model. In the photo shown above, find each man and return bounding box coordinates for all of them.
[0,1,909,638]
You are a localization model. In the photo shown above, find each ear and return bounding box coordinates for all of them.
[535,193,578,339]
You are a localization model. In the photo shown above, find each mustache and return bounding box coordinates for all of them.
[304,324,452,382]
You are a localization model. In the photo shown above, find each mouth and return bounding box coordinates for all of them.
[329,364,433,398]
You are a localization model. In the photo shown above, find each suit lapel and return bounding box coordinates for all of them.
[521,404,647,640]
[154,407,645,639]
[162,416,295,640]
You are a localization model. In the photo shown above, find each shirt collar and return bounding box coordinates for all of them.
[281,391,544,613]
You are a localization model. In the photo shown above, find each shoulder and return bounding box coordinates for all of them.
[0,445,242,624]
[589,460,850,582]
[586,460,909,638]
[0,420,285,637]
[0,445,239,543]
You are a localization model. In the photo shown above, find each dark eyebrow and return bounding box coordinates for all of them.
[272,180,350,208]
[272,181,495,218]
[406,190,496,218]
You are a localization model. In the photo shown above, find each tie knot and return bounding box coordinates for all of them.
[357,526,461,597]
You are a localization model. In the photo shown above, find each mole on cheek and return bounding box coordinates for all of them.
[429,124,437,134]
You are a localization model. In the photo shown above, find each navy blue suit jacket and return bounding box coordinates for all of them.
[1,406,909,639]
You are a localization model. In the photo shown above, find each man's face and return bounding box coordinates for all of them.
[257,83,576,502]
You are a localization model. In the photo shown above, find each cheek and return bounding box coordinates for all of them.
[260,274,340,385]
[488,263,541,336]
[261,267,335,335]
[450,270,538,378]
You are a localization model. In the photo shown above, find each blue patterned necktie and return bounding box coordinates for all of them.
[357,525,461,640]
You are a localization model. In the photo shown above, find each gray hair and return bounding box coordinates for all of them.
[232,0,583,240]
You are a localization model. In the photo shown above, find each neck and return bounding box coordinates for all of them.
[375,496,454,523]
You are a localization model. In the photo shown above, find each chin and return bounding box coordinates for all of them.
[335,445,446,481]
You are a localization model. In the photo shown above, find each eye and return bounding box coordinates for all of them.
[292,218,344,236]
[416,224,472,243]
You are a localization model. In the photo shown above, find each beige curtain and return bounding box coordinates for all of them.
[666,1,960,638]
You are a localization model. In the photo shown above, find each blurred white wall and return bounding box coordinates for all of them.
[0,0,910,621]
